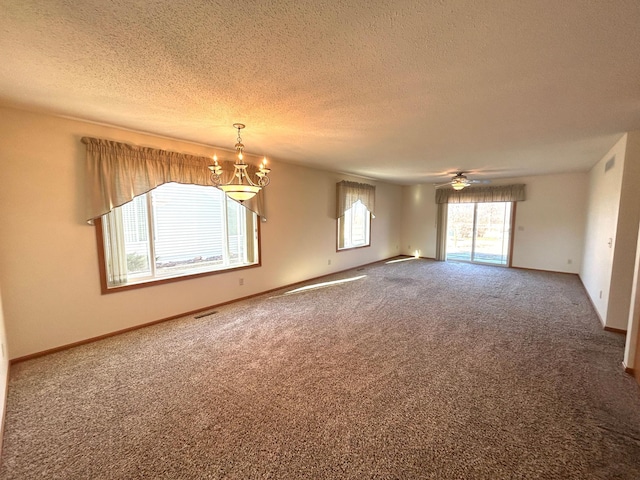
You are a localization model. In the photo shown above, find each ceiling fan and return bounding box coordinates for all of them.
[435,172,491,191]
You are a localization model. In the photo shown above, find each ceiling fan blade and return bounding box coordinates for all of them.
[468,179,491,184]
[434,182,452,188]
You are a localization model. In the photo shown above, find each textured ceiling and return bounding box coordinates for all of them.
[1,0,640,184]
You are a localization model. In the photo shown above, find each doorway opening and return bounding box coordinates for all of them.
[446,202,513,266]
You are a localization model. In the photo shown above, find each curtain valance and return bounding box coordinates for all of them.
[336,181,376,218]
[435,184,525,204]
[83,137,265,222]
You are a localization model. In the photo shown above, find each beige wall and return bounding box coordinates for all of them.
[623,131,640,369]
[508,174,587,273]
[0,285,8,454]
[580,134,640,330]
[0,107,403,359]
[400,173,588,274]
[625,219,640,370]
[608,132,640,331]
[401,184,438,258]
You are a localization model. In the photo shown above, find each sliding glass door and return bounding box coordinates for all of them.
[446,202,512,266]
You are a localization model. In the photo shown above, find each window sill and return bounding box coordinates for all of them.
[337,244,371,252]
[100,262,261,294]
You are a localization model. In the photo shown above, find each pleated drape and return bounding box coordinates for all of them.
[435,184,525,204]
[83,137,265,223]
[435,203,448,261]
[336,181,375,218]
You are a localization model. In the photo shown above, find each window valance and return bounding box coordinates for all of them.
[336,181,375,218]
[435,184,526,204]
[83,137,265,223]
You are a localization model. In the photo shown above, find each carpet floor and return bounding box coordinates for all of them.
[1,258,640,479]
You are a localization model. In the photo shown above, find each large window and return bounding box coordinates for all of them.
[98,182,259,291]
[337,200,371,250]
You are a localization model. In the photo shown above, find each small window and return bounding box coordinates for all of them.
[97,182,259,291]
[337,199,371,250]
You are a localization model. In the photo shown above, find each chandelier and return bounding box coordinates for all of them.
[208,123,271,202]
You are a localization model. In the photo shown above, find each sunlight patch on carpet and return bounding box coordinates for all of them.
[279,275,367,296]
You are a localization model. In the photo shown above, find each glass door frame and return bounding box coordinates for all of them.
[445,201,517,267]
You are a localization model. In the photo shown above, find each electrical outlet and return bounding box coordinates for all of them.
[239,278,244,286]
[599,290,603,299]
[328,259,331,265]
[567,259,572,264]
